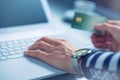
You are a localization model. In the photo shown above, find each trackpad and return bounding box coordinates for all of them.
[0,57,64,80]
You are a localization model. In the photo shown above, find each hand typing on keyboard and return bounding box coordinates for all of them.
[24,37,78,73]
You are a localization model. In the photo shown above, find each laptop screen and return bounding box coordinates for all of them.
[0,0,48,28]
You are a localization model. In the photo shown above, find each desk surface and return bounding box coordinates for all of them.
[42,73,87,80]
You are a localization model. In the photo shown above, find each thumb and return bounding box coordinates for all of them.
[95,23,117,35]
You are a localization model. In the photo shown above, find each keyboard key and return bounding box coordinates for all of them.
[6,41,13,45]
[7,48,15,52]
[7,44,14,48]
[14,43,21,47]
[1,52,10,56]
[1,49,8,53]
[0,56,7,60]
[15,51,23,54]
[0,36,39,61]
[1,46,8,49]
[8,52,17,55]
[7,54,23,59]
[0,54,3,57]
[21,47,28,50]
[18,40,26,44]
[0,42,6,46]
[20,43,26,46]
[12,40,19,44]
[14,47,21,51]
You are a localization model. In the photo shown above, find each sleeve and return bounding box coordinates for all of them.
[80,49,120,80]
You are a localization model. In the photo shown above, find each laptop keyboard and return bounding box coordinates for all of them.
[0,37,39,61]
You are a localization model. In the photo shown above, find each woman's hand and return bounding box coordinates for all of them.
[24,37,78,73]
[91,20,120,51]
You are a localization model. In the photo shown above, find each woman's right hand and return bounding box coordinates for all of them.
[91,20,120,51]
[24,37,78,73]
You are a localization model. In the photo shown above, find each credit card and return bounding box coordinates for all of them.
[72,12,107,35]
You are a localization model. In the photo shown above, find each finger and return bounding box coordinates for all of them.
[116,44,120,51]
[91,33,104,40]
[91,34,105,44]
[111,42,117,51]
[93,37,104,43]
[91,34,97,40]
[105,33,112,42]
[29,41,55,53]
[94,23,118,35]
[24,49,50,61]
[105,41,112,50]
[93,39,110,49]
[107,20,120,26]
[94,43,102,48]
[36,37,61,46]
[29,41,68,55]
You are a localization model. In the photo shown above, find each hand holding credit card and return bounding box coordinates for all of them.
[72,12,108,35]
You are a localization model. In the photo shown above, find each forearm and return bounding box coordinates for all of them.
[80,49,120,80]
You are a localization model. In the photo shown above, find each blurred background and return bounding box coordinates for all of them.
[1,0,120,28]
[48,0,120,25]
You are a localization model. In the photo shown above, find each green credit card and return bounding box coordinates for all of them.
[72,12,107,35]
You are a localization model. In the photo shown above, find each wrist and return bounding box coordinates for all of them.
[78,57,84,75]
[71,48,92,75]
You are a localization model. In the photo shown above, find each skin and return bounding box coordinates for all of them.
[24,37,78,73]
[91,20,120,51]
[24,20,120,73]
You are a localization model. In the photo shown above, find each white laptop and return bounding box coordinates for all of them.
[0,0,92,80]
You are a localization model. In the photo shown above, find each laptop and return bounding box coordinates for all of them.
[0,0,92,80]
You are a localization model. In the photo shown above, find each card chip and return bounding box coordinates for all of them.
[76,17,82,23]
